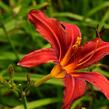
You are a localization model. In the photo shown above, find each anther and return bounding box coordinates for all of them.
[72,36,81,50]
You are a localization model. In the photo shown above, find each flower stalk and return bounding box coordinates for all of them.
[22,92,28,109]
[34,74,52,87]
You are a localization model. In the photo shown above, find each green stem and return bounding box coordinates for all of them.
[22,92,28,109]
[34,74,52,87]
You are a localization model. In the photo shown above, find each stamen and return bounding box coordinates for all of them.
[66,36,81,65]
[60,36,81,66]
[77,39,100,67]
[63,63,76,73]
[60,46,72,66]
[72,36,81,50]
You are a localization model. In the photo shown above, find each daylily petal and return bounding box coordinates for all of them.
[73,38,109,69]
[28,10,82,61]
[28,10,66,60]
[78,72,109,99]
[63,74,86,109]
[18,48,58,68]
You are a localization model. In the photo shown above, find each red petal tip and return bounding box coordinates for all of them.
[28,10,42,23]
[17,61,31,68]
[17,61,25,67]
[28,10,36,22]
[17,62,20,66]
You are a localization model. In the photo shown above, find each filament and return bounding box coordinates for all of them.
[77,39,100,67]
[60,36,81,66]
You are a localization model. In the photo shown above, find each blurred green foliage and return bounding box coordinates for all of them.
[0,0,109,109]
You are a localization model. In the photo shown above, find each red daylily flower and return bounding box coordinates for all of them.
[18,10,109,109]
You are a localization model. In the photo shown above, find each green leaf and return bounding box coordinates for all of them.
[13,98,59,109]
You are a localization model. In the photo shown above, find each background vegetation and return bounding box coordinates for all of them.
[0,0,109,109]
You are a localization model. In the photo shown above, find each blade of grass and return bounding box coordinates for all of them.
[92,67,109,77]
[98,11,109,31]
[86,2,109,17]
[71,96,89,109]
[0,1,11,12]
[13,98,59,109]
[1,24,19,60]
[53,12,109,29]
[29,2,49,11]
